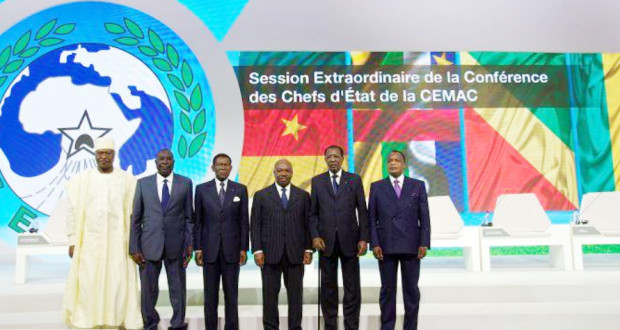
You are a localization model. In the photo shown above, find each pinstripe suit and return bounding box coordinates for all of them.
[251,183,312,330]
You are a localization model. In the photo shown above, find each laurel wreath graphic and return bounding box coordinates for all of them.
[104,18,207,159]
[0,19,75,88]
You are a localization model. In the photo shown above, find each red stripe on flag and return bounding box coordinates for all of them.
[354,109,460,142]
[242,109,347,156]
[465,109,575,211]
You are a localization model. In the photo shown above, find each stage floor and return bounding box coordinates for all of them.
[1,254,620,329]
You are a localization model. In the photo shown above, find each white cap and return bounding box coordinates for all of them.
[94,137,115,151]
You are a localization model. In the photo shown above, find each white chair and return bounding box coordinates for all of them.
[15,198,69,284]
[479,193,572,271]
[571,191,620,270]
[429,196,481,271]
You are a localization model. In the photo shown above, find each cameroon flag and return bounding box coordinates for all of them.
[239,108,347,195]
[236,52,349,196]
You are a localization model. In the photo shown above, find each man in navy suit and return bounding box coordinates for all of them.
[130,149,194,330]
[194,153,249,330]
[251,159,313,330]
[309,145,368,330]
[369,150,431,330]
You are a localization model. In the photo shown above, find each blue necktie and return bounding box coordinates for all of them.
[332,174,339,194]
[281,187,288,208]
[161,179,170,210]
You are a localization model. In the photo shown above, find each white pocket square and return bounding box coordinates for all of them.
[233,196,241,202]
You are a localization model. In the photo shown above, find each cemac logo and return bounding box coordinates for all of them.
[0,2,216,238]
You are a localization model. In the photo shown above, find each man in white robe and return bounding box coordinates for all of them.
[62,137,142,329]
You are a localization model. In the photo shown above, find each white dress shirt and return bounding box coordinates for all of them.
[389,173,405,190]
[328,169,343,185]
[275,182,291,200]
[216,178,229,194]
[156,172,174,202]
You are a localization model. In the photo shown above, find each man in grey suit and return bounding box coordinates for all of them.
[194,153,249,330]
[251,159,313,330]
[130,149,194,330]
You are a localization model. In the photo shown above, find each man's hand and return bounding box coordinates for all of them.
[183,246,193,268]
[195,251,204,266]
[68,245,75,258]
[372,246,384,261]
[357,240,368,256]
[312,237,326,252]
[240,250,247,266]
[303,251,313,265]
[131,252,146,267]
[418,246,428,260]
[254,252,265,268]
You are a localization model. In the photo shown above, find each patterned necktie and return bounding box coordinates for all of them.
[393,180,401,199]
[332,174,339,194]
[219,181,226,206]
[161,179,170,210]
[281,187,288,208]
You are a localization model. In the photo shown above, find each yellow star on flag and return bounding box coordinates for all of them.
[433,52,453,65]
[281,114,307,140]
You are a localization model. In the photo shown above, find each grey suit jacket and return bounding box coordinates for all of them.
[130,173,194,260]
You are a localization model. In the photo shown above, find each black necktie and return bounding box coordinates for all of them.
[219,182,225,206]
[161,179,170,210]
[281,187,288,208]
[332,174,339,194]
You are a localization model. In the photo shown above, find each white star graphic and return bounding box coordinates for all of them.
[58,111,111,158]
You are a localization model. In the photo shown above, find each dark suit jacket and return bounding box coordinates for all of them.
[309,171,369,257]
[368,177,431,255]
[250,184,312,265]
[194,179,249,263]
[130,173,194,260]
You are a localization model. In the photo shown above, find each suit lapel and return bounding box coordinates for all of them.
[268,184,286,210]
[222,181,236,208]
[150,175,164,214]
[335,171,349,198]
[287,185,300,209]
[324,173,336,198]
[383,177,399,202]
[399,177,415,206]
[207,180,221,210]
[163,174,182,213]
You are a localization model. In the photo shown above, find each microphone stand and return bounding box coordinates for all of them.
[318,251,321,330]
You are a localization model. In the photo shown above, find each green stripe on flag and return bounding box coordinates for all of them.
[568,54,616,194]
[470,53,573,147]
[529,108,574,150]
[468,52,566,65]
[381,52,403,65]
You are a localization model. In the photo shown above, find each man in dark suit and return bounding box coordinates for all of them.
[130,149,194,330]
[194,153,249,330]
[309,145,368,330]
[369,150,431,330]
[251,159,313,330]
